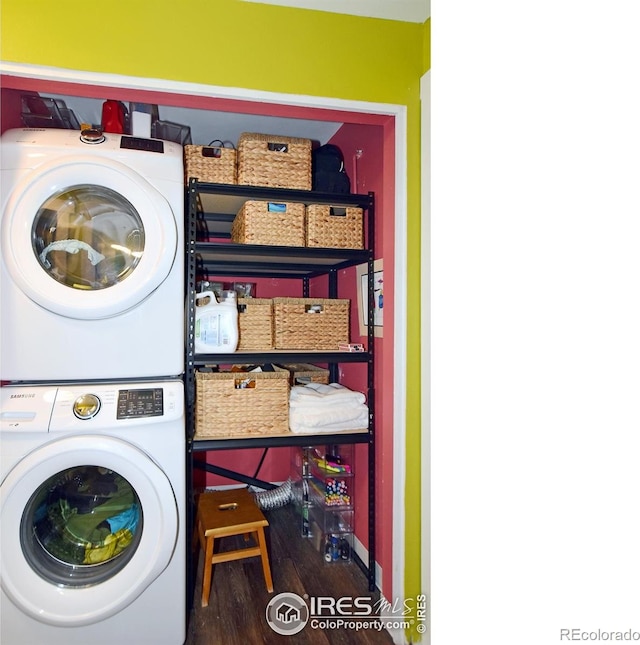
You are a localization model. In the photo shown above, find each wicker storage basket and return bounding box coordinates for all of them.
[237,298,273,350]
[237,132,312,190]
[277,363,330,385]
[272,298,350,350]
[231,200,305,246]
[306,205,364,249]
[184,143,237,184]
[195,369,289,437]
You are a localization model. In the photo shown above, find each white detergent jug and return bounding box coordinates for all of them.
[194,290,239,353]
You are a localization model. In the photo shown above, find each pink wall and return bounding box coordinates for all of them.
[328,122,396,597]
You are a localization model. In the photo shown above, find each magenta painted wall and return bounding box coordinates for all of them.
[327,121,395,582]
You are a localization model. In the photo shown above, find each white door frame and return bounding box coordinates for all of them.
[0,59,409,606]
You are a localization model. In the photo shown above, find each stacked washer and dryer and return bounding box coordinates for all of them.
[0,128,187,644]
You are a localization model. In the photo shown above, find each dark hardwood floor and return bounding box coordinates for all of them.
[185,502,394,645]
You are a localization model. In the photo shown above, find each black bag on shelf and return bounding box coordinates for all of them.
[312,144,351,193]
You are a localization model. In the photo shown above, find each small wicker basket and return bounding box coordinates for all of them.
[277,363,330,385]
[272,298,350,350]
[231,200,305,247]
[306,205,364,249]
[184,142,237,184]
[237,132,312,190]
[195,369,289,438]
[237,298,273,350]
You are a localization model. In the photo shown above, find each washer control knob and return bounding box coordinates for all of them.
[73,393,101,420]
[80,128,106,144]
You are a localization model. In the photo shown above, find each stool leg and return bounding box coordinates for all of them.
[256,527,273,593]
[201,536,215,608]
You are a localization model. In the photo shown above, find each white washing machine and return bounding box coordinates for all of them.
[0,128,184,382]
[0,379,185,645]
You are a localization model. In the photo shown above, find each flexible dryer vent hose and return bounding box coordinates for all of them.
[251,479,293,510]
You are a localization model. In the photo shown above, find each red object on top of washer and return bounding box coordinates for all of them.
[101,100,126,134]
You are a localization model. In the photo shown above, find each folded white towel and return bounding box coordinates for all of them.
[289,382,366,407]
[288,382,369,433]
[290,403,369,428]
[289,411,369,434]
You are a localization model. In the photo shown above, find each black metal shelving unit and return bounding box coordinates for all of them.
[184,178,376,591]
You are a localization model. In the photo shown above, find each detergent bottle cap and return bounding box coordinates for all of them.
[221,290,237,303]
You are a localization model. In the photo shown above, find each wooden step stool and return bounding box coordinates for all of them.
[193,487,273,607]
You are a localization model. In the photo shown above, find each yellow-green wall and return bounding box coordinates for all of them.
[1,1,427,637]
[1,1,424,106]
[424,18,432,73]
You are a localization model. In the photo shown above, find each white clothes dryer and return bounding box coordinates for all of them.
[0,379,185,645]
[0,128,184,382]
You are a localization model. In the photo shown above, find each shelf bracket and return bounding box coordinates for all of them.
[193,459,278,491]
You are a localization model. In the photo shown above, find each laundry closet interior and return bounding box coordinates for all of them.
[0,71,397,610]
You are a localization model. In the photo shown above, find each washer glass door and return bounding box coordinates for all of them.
[22,465,143,587]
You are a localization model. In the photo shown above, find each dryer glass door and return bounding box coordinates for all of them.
[33,185,145,291]
[1,156,178,320]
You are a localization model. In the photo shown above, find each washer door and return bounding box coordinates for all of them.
[0,434,178,627]
[1,156,177,320]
